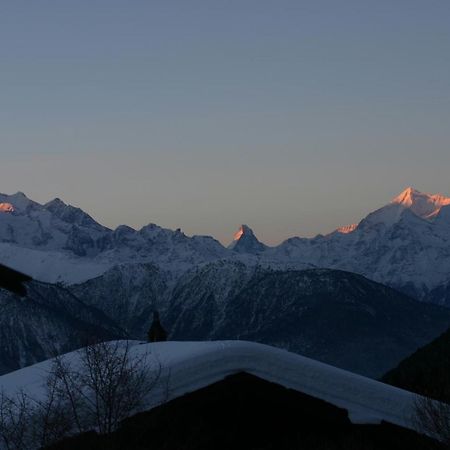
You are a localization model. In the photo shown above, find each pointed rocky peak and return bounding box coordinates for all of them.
[44,197,106,231]
[44,197,67,210]
[391,187,450,220]
[391,186,418,205]
[228,224,266,254]
[232,224,253,241]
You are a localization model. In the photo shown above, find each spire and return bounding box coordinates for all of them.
[228,224,267,254]
[147,310,168,343]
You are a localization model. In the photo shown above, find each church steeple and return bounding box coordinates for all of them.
[147,310,168,342]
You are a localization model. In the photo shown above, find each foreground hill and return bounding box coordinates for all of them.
[48,373,435,450]
[0,341,437,450]
[0,341,422,430]
[382,327,450,402]
[166,265,450,377]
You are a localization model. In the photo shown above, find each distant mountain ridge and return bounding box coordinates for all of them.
[1,187,450,303]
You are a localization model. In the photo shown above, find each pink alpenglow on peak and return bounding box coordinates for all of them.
[228,224,266,253]
[232,224,251,242]
[391,187,450,220]
[0,203,14,213]
[336,224,358,234]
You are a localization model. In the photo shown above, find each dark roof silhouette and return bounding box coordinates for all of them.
[0,264,32,296]
[46,372,435,450]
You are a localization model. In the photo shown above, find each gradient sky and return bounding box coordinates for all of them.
[1,1,449,245]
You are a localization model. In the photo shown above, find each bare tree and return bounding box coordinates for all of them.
[0,389,33,450]
[0,340,161,449]
[74,340,161,434]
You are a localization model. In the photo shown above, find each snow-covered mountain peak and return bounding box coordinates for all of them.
[392,186,419,203]
[391,187,450,220]
[44,197,108,231]
[44,197,67,209]
[0,192,35,212]
[228,224,266,254]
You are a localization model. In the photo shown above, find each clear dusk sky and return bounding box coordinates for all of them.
[1,1,449,245]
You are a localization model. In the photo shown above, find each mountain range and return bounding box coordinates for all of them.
[1,187,450,302]
[1,187,450,376]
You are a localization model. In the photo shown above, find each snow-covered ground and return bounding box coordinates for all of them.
[0,243,112,284]
[0,340,418,431]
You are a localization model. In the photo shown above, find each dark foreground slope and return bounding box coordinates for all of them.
[47,373,437,450]
[167,266,450,377]
[382,326,450,402]
[0,263,32,296]
[0,281,125,374]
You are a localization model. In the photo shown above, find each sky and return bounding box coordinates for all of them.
[1,1,449,245]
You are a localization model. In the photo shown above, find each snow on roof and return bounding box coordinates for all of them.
[0,340,418,431]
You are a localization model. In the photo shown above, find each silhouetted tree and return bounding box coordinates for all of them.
[0,340,161,449]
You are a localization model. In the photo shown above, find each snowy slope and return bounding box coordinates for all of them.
[0,340,421,432]
[0,242,112,284]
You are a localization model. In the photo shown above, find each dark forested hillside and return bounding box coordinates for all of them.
[0,280,125,374]
[166,265,450,377]
[382,327,450,402]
